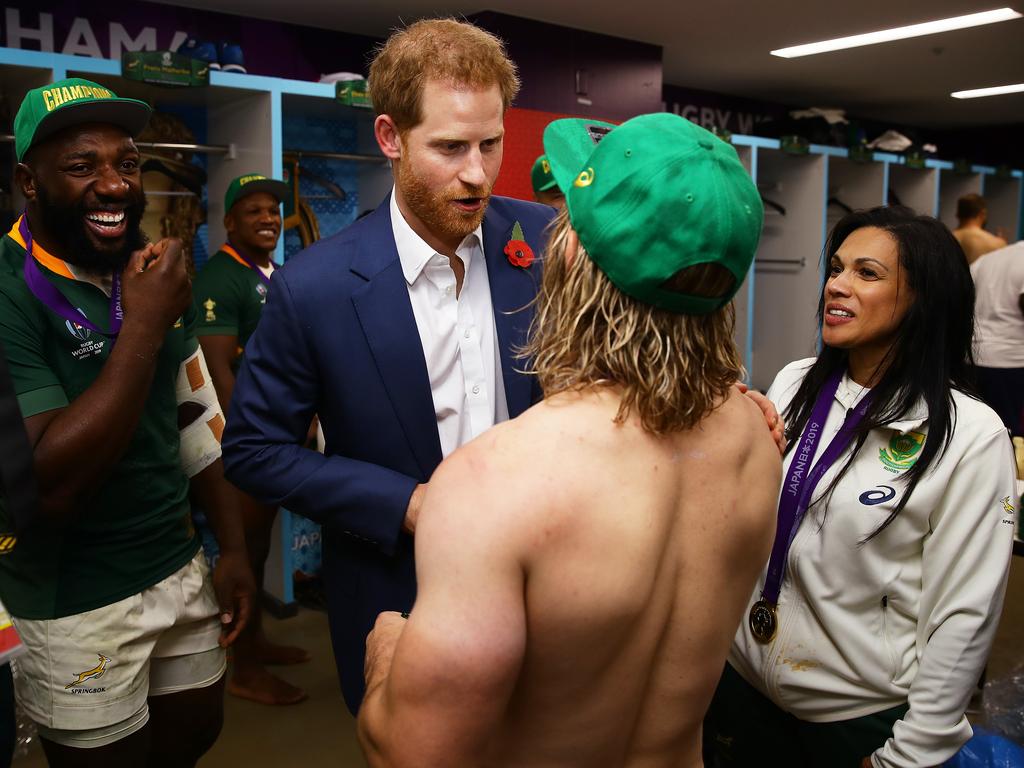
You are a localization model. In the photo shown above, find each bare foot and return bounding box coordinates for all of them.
[228,666,308,706]
[254,638,310,666]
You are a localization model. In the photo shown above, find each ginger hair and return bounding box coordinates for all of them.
[368,18,520,131]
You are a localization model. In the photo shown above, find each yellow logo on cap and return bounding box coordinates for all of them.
[42,85,114,113]
[238,175,266,186]
[541,159,550,174]
[574,168,595,188]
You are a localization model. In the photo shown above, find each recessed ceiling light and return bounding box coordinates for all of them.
[951,83,1024,99]
[771,7,1022,58]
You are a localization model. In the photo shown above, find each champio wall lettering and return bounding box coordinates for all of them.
[0,7,187,60]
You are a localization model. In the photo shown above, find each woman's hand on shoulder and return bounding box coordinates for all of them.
[735,383,786,455]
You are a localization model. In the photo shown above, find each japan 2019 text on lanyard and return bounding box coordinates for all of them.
[749,369,876,644]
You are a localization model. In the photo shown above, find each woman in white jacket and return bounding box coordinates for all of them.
[705,206,1017,768]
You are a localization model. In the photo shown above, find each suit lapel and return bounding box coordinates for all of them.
[350,202,443,478]
[483,205,540,419]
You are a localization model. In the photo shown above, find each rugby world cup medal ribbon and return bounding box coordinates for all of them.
[223,242,272,288]
[20,215,123,337]
[504,221,534,268]
[749,369,876,644]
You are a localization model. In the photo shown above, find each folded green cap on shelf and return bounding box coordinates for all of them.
[530,154,558,194]
[542,112,763,315]
[224,173,290,212]
[14,78,152,161]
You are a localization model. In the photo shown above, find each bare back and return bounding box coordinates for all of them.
[486,387,780,767]
[954,227,1007,264]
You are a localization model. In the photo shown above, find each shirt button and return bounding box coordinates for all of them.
[445,286,452,296]
[464,329,471,339]
[472,384,481,395]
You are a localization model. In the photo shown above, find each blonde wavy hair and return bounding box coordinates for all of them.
[521,210,744,434]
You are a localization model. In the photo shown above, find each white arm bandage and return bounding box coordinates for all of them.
[176,347,225,478]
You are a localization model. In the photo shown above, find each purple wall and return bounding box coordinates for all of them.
[1,0,379,81]
[471,11,662,122]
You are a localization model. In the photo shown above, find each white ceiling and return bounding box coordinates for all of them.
[160,0,1024,127]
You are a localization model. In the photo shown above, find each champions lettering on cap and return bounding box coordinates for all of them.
[542,113,764,315]
[224,173,290,213]
[14,78,152,161]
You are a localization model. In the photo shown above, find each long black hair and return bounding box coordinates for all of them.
[782,205,977,540]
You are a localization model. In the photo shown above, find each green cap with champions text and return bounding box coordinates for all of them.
[224,173,290,213]
[543,113,763,315]
[14,78,152,161]
[530,154,558,195]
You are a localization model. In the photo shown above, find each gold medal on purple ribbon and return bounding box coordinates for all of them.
[751,369,877,648]
[749,598,778,644]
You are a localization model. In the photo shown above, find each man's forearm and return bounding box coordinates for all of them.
[358,648,398,767]
[208,362,235,414]
[29,321,165,518]
[191,458,246,554]
[196,337,237,413]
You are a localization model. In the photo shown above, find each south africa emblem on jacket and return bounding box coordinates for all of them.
[879,431,925,473]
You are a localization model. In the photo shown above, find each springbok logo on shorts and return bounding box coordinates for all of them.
[65,653,110,689]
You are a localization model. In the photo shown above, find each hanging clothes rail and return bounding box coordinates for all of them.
[284,149,388,164]
[0,134,235,157]
[755,258,806,267]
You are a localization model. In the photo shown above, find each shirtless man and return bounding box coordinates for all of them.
[953,193,1007,264]
[357,113,782,767]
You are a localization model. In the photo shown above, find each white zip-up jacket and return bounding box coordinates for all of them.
[730,358,1016,768]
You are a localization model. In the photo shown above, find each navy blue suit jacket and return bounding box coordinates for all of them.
[222,195,555,712]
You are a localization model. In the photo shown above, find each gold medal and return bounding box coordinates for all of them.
[749,599,778,644]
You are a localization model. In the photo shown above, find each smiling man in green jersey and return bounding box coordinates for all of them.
[0,78,254,767]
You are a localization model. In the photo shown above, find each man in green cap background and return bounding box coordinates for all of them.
[358,113,781,766]
[193,173,312,707]
[530,153,564,209]
[0,78,254,766]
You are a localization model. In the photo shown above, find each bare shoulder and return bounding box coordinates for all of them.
[425,394,613,532]
[711,388,783,464]
[425,406,564,522]
[703,390,782,541]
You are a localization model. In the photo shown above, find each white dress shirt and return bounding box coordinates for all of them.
[390,191,509,459]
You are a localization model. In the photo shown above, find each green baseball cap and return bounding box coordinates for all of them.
[543,113,763,315]
[14,78,152,161]
[531,154,558,194]
[224,173,290,212]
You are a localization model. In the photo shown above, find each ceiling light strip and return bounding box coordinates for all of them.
[771,8,1022,58]
[951,83,1024,99]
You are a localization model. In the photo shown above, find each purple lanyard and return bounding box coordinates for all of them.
[762,369,875,605]
[227,241,272,288]
[19,216,123,337]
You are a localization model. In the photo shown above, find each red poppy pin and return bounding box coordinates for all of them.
[504,222,534,268]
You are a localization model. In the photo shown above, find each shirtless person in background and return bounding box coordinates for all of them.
[357,113,781,767]
[953,193,1007,264]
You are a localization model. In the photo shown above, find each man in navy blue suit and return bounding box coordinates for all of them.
[221,18,556,713]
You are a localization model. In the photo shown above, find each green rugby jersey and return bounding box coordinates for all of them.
[0,223,199,619]
[193,246,271,353]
